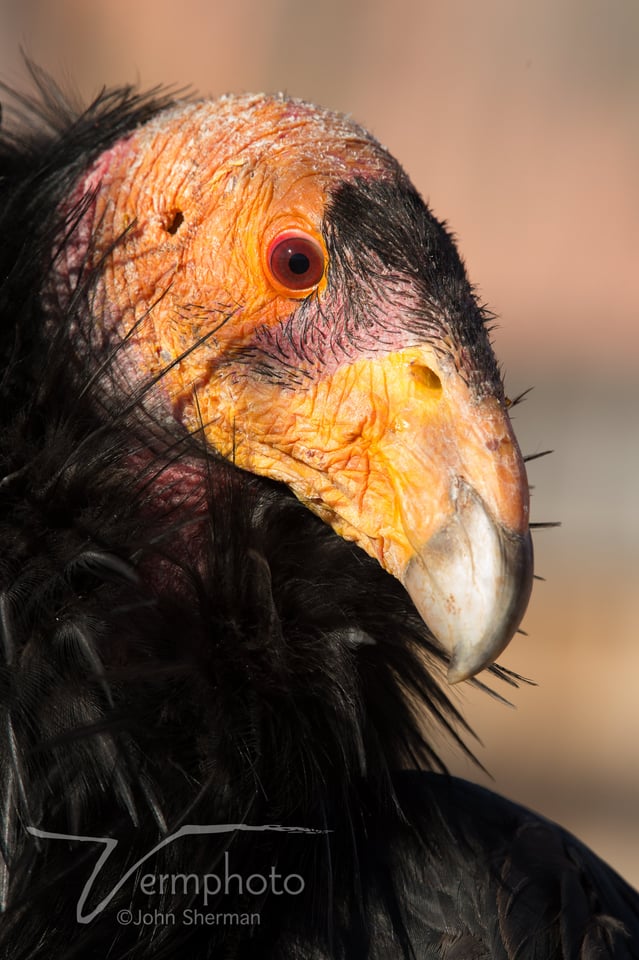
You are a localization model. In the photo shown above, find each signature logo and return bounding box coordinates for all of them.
[28,822,328,924]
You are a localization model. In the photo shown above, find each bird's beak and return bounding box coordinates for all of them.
[403,478,532,684]
[201,345,532,682]
[377,349,534,683]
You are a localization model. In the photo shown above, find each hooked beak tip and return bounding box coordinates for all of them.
[404,481,534,683]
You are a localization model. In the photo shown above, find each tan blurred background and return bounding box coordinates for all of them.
[1,0,638,883]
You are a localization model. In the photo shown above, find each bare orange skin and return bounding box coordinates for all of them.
[73,95,391,365]
[63,94,529,592]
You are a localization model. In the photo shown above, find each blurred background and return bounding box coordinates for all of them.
[1,0,637,883]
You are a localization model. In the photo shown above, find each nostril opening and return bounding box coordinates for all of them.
[166,210,184,235]
[410,363,442,396]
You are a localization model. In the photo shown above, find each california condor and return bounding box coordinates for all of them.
[0,67,637,958]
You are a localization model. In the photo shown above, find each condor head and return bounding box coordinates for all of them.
[56,93,533,683]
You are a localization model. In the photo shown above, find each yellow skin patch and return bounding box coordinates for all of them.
[195,345,529,580]
[72,94,529,641]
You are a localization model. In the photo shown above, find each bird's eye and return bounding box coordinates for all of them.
[267,231,326,295]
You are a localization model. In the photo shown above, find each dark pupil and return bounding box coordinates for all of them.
[288,252,310,275]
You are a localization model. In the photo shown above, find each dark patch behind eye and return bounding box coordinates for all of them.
[323,177,502,396]
[325,177,466,292]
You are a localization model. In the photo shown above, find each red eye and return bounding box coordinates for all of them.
[267,231,326,294]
